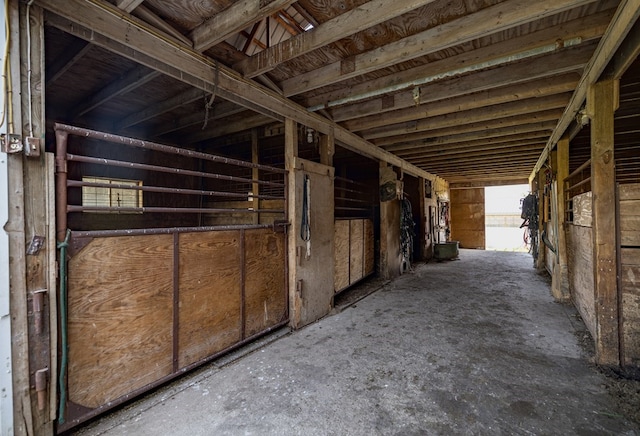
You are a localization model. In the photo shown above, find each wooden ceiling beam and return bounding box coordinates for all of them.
[407,146,544,164]
[330,43,592,123]
[72,66,161,118]
[45,39,92,86]
[153,101,246,137]
[450,179,530,188]
[281,0,599,95]
[344,75,576,133]
[530,0,640,180]
[364,93,571,141]
[383,122,556,153]
[190,0,297,51]
[183,113,274,144]
[116,0,144,13]
[372,111,563,147]
[296,9,612,100]
[234,0,439,78]
[42,1,438,182]
[133,5,193,47]
[116,87,204,130]
[396,138,550,159]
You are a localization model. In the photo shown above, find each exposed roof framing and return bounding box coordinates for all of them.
[36,0,640,186]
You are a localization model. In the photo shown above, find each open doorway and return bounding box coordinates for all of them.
[485,184,530,252]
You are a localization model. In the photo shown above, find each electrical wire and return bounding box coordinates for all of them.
[1,0,11,131]
[57,229,71,425]
[26,0,35,137]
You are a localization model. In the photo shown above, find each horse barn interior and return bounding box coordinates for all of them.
[1,0,640,434]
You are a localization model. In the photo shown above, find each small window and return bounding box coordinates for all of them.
[82,177,142,212]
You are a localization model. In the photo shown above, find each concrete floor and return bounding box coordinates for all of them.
[75,250,639,435]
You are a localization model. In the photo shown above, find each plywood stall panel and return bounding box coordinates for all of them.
[334,220,350,292]
[620,183,640,366]
[178,231,242,369]
[244,228,287,337]
[450,188,485,249]
[349,219,365,285]
[567,223,596,338]
[67,235,174,408]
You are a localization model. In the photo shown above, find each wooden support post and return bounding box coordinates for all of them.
[417,177,427,261]
[589,78,620,367]
[319,128,334,167]
[251,129,260,225]
[285,119,300,327]
[552,135,571,301]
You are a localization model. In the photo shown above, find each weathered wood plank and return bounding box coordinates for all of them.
[178,231,242,368]
[236,0,439,78]
[283,0,597,94]
[244,229,287,337]
[349,220,365,284]
[589,78,619,366]
[619,183,640,200]
[67,235,174,408]
[622,292,640,365]
[190,0,296,51]
[572,191,592,227]
[334,220,350,292]
[622,248,640,265]
[568,224,596,337]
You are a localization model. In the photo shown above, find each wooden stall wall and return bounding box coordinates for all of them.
[450,188,485,249]
[334,219,375,293]
[567,191,596,338]
[620,183,640,367]
[64,227,286,429]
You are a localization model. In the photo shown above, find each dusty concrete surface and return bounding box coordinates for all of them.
[73,250,639,435]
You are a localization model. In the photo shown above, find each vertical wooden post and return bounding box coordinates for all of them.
[319,128,334,167]
[285,119,300,327]
[589,78,620,367]
[552,135,570,301]
[251,129,260,225]
[417,177,427,261]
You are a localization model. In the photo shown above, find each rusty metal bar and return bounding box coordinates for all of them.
[67,205,285,214]
[55,129,69,242]
[54,122,287,174]
[567,158,591,180]
[70,224,283,238]
[67,180,285,201]
[566,177,592,193]
[334,176,369,188]
[66,154,285,188]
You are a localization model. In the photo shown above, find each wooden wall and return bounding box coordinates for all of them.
[620,184,640,367]
[450,188,485,249]
[567,221,596,338]
[65,228,286,423]
[334,219,375,293]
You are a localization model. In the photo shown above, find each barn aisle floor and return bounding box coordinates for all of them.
[74,250,639,435]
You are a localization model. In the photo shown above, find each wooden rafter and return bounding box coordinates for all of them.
[300,9,612,102]
[234,0,440,78]
[190,0,297,52]
[45,39,91,86]
[280,0,599,95]
[72,66,161,118]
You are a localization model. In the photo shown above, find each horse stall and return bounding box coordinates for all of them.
[54,124,288,431]
[333,156,378,294]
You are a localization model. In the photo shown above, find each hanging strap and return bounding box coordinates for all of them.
[301,174,311,258]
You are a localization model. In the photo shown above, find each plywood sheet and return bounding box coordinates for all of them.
[364,219,375,276]
[178,231,242,369]
[244,228,287,337]
[572,191,592,227]
[350,220,364,284]
[334,220,350,292]
[567,224,596,338]
[67,234,174,408]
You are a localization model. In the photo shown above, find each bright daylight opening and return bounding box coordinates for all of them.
[485,184,530,252]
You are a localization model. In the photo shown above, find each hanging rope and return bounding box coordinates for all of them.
[201,60,219,130]
[57,229,71,425]
[301,174,311,259]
